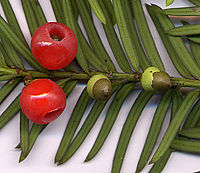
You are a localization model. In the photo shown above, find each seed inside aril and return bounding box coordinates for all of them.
[51,34,62,41]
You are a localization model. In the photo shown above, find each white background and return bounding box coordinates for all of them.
[0,0,200,173]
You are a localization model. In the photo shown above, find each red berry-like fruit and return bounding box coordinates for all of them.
[31,22,78,70]
[20,79,66,124]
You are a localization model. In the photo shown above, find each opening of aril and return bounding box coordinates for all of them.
[48,26,65,41]
[42,108,62,123]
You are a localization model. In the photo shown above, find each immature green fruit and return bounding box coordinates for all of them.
[87,74,112,100]
[141,67,171,91]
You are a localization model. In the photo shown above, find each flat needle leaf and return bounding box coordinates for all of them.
[112,90,154,173]
[85,82,135,162]
[136,89,173,173]
[132,0,165,71]
[88,0,106,24]
[55,88,91,163]
[20,111,29,156]
[113,0,139,72]
[58,84,120,165]
[150,90,200,164]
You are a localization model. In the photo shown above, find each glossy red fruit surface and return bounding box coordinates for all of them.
[20,79,66,124]
[31,22,78,70]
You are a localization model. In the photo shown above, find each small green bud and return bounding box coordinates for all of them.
[141,67,171,91]
[87,74,112,100]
